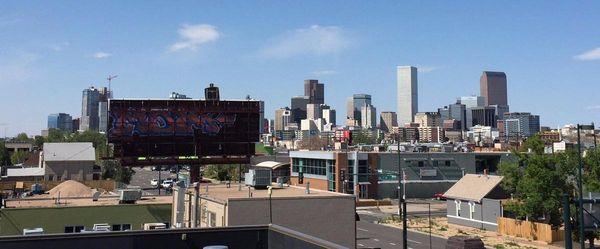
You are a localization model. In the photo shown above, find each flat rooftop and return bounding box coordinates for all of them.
[4,195,172,208]
[198,183,350,204]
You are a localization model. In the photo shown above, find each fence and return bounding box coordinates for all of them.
[0,180,116,192]
[497,217,564,244]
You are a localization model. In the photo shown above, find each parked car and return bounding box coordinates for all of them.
[433,193,447,201]
[161,179,174,189]
[169,166,178,173]
[150,179,159,187]
[151,166,161,171]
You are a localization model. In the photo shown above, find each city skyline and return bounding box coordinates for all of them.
[1,2,599,136]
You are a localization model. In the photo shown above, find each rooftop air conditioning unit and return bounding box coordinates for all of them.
[119,188,142,204]
[244,168,271,189]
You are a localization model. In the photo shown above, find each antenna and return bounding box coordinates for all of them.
[0,123,7,139]
[107,75,118,99]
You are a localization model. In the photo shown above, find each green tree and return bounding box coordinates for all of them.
[34,135,46,149]
[10,150,30,165]
[500,149,578,226]
[0,142,11,166]
[101,160,135,184]
[15,132,30,142]
[584,148,600,192]
[519,134,545,155]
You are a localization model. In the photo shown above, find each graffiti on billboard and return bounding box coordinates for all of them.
[108,108,237,137]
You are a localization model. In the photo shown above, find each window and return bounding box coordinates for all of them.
[418,161,424,167]
[112,224,132,231]
[64,225,84,233]
[208,211,217,227]
[455,200,461,217]
[468,202,475,219]
[445,161,451,167]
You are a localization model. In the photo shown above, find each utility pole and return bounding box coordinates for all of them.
[576,124,584,249]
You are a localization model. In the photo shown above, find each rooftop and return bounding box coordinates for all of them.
[198,184,350,204]
[5,195,172,208]
[444,174,503,202]
[43,142,95,162]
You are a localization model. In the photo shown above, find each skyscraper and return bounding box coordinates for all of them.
[504,112,540,138]
[274,107,292,132]
[81,86,101,131]
[480,71,508,106]
[414,112,441,128]
[346,94,372,126]
[304,79,324,105]
[459,96,485,109]
[467,107,497,128]
[379,111,398,132]
[306,104,322,120]
[290,96,310,124]
[397,66,418,125]
[361,104,377,129]
[321,105,336,126]
[48,113,73,132]
[81,86,110,132]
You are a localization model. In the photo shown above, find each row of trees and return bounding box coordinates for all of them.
[498,134,600,241]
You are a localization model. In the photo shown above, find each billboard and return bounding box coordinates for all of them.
[108,99,260,159]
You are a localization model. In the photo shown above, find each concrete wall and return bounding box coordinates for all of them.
[199,198,227,228]
[226,196,356,248]
[44,161,94,182]
[446,198,501,231]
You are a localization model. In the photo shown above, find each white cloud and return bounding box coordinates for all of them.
[587,105,600,110]
[92,52,112,59]
[313,70,338,76]
[574,47,600,61]
[168,24,220,52]
[417,66,437,73]
[259,25,352,58]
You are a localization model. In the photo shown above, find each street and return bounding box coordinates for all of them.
[357,213,447,249]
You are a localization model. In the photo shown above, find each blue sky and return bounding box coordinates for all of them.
[1,1,599,136]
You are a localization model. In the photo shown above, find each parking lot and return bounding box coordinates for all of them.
[128,167,186,196]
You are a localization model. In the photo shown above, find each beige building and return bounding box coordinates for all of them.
[43,142,97,181]
[418,126,445,143]
[414,112,441,128]
[172,184,356,248]
[379,111,397,132]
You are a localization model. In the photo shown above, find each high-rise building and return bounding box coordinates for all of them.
[304,79,324,105]
[347,94,372,126]
[274,107,292,132]
[306,104,322,120]
[379,112,398,132]
[467,107,497,128]
[480,71,508,106]
[98,87,110,133]
[48,113,73,132]
[414,112,441,128]
[440,101,467,130]
[321,105,336,126]
[504,112,540,138]
[361,104,377,129]
[489,104,510,120]
[459,96,485,109]
[397,66,418,125]
[290,96,310,124]
[81,86,101,131]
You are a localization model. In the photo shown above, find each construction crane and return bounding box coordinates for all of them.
[107,75,118,99]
